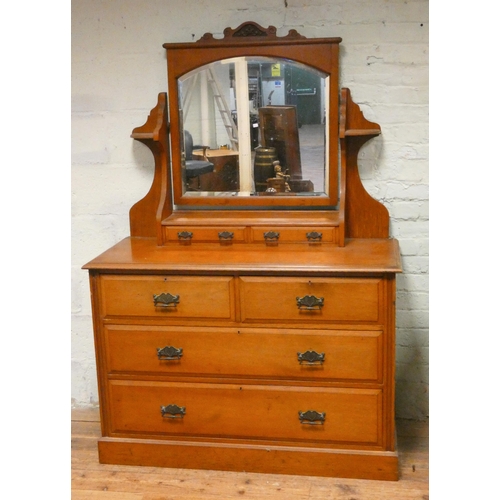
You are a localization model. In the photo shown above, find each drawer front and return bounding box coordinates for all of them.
[163,226,246,243]
[239,277,382,323]
[108,380,382,446]
[105,326,382,382]
[251,227,338,244]
[100,275,235,320]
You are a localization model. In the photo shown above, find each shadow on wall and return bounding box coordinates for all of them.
[395,274,429,421]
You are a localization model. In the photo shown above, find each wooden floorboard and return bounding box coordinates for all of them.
[72,408,429,499]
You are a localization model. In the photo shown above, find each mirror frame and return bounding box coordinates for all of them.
[163,22,342,209]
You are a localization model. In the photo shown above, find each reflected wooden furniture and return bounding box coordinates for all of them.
[83,21,401,481]
[259,105,302,181]
[191,148,239,191]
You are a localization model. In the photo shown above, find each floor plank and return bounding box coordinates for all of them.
[72,491,143,500]
[72,409,429,499]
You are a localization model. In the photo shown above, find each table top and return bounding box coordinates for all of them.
[193,148,239,158]
[83,237,402,274]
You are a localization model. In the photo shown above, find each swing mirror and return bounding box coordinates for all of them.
[164,23,341,208]
[178,57,328,198]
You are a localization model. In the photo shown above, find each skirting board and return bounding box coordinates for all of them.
[98,437,399,481]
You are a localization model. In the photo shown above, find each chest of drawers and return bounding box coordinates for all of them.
[84,238,401,480]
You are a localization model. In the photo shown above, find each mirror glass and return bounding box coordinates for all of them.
[178,57,329,199]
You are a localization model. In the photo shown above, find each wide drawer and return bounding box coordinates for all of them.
[100,275,235,320]
[108,380,382,446]
[239,277,382,323]
[104,325,382,382]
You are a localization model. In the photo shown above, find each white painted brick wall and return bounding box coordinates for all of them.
[72,0,429,420]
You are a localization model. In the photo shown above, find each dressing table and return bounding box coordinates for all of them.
[83,21,402,480]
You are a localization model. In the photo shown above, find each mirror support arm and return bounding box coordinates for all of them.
[129,92,172,242]
[340,88,388,239]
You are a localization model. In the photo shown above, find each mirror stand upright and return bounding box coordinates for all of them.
[83,22,402,481]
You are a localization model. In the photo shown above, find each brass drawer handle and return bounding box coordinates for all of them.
[157,346,183,360]
[153,292,180,308]
[160,404,186,419]
[218,231,234,242]
[263,231,280,243]
[296,295,324,310]
[297,350,325,365]
[306,231,322,242]
[177,231,193,242]
[298,410,326,425]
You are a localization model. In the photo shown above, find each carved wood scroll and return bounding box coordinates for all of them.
[197,21,306,43]
[340,88,389,239]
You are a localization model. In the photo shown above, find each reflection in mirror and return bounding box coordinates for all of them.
[178,57,329,198]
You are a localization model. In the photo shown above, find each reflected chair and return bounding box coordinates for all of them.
[184,130,214,190]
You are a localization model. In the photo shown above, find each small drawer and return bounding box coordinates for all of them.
[163,226,246,243]
[239,277,382,323]
[100,275,235,320]
[251,227,338,244]
[108,380,382,446]
[104,325,382,382]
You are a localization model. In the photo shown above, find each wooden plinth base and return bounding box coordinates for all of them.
[98,437,399,481]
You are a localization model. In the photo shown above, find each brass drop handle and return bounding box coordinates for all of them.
[263,231,280,243]
[178,231,193,242]
[297,350,325,365]
[219,231,234,245]
[157,346,183,361]
[296,295,324,310]
[218,231,234,241]
[160,404,186,419]
[306,231,323,242]
[153,292,180,308]
[298,410,326,425]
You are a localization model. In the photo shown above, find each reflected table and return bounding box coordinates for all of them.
[192,149,239,192]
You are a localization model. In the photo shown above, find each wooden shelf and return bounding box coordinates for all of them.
[344,128,381,137]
